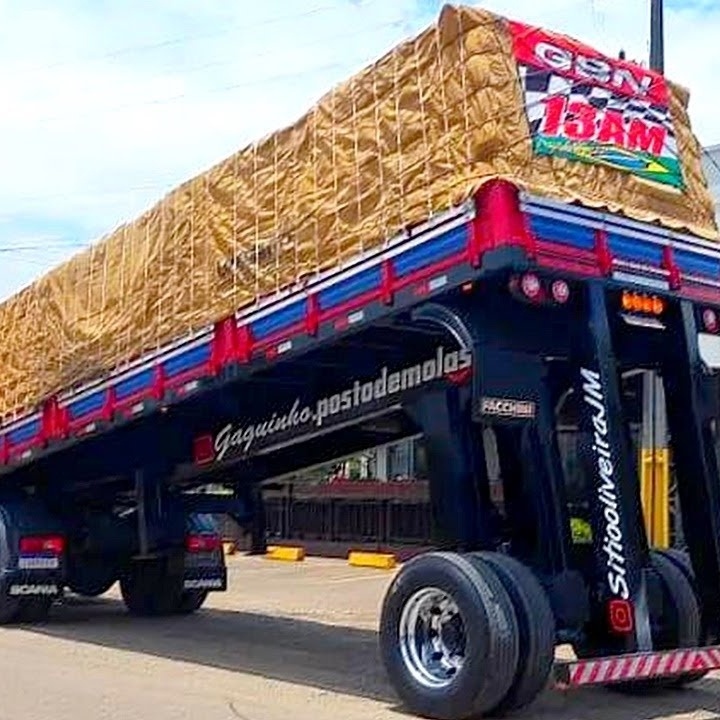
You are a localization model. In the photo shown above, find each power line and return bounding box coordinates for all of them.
[18,20,408,129]
[18,1,388,75]
[0,243,88,253]
[0,5,712,272]
[0,18,413,220]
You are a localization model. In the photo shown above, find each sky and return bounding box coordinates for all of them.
[0,0,719,300]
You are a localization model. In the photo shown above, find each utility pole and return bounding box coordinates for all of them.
[642,0,671,548]
[650,0,664,73]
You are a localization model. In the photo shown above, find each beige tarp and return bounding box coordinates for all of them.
[0,4,717,417]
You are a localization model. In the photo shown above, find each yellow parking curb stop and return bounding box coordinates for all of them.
[348,551,397,570]
[266,545,306,562]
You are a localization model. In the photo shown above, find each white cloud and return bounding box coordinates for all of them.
[0,0,717,299]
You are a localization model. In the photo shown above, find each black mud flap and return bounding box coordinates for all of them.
[182,566,227,592]
[2,571,63,599]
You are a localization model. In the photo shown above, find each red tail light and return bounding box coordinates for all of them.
[520,272,542,301]
[509,273,571,306]
[186,534,221,553]
[551,279,570,304]
[608,598,635,634]
[19,534,65,555]
[703,308,719,333]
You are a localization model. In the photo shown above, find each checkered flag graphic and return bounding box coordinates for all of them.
[518,64,677,158]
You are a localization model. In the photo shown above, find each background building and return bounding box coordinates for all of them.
[702,144,720,226]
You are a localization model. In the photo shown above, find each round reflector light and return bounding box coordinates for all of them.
[551,279,570,304]
[520,273,541,300]
[703,308,719,333]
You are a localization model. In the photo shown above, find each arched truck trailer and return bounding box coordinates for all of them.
[1,179,720,715]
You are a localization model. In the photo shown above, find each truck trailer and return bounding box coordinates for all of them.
[0,5,720,720]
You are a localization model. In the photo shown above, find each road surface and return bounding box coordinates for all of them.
[0,555,717,720]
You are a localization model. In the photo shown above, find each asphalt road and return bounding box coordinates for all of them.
[0,555,717,720]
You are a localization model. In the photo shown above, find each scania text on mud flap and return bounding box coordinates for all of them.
[8,583,59,597]
[0,5,717,719]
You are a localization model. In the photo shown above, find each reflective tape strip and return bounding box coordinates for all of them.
[559,645,720,687]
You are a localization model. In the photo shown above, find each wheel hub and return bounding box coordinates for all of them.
[398,586,467,688]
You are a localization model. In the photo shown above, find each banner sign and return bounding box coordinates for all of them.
[508,20,683,189]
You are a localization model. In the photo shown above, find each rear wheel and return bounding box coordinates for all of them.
[66,556,118,598]
[654,548,709,685]
[16,598,53,623]
[0,594,53,624]
[469,552,555,715]
[175,590,209,614]
[119,561,182,617]
[0,596,20,624]
[379,551,519,720]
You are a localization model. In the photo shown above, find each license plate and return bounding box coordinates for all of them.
[18,556,59,570]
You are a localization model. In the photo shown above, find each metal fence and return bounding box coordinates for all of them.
[222,481,433,548]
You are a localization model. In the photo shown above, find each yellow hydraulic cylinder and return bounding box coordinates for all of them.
[640,447,670,549]
[638,370,671,549]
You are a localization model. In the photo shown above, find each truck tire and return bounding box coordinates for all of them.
[175,590,208,614]
[609,550,701,694]
[0,596,20,624]
[654,548,709,685]
[119,562,182,617]
[15,598,53,623]
[70,578,115,598]
[379,551,519,720]
[656,548,695,587]
[67,557,118,597]
[469,552,555,715]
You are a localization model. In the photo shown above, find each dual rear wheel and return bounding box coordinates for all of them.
[379,548,709,719]
[119,560,208,617]
[379,551,555,720]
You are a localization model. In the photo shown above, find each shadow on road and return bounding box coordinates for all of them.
[16,595,720,719]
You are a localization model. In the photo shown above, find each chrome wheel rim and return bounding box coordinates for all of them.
[398,586,467,688]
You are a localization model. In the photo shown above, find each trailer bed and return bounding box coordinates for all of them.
[3,179,720,474]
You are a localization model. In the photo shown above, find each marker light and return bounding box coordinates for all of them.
[703,308,719,333]
[621,290,665,316]
[551,279,570,304]
[520,273,542,301]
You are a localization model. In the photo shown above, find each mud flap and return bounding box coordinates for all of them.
[182,566,227,592]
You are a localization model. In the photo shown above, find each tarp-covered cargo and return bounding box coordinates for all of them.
[1,3,717,417]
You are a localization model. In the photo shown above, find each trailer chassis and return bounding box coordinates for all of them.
[0,182,717,715]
